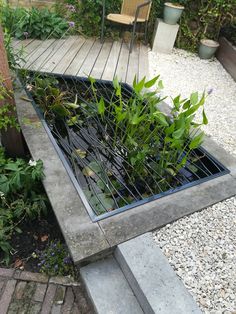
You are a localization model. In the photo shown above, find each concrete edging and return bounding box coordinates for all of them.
[15,82,236,263]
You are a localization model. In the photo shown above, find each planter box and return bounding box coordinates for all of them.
[14,76,236,265]
[216,37,236,81]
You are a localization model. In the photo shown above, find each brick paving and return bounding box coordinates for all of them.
[0,268,94,314]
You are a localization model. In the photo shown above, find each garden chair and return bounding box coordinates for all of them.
[101,0,152,53]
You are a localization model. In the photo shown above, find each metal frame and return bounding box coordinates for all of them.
[101,0,152,53]
[22,71,230,223]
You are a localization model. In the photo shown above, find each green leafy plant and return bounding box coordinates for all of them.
[55,0,121,37]
[29,76,76,120]
[3,29,25,70]
[36,241,75,277]
[91,76,208,183]
[0,148,47,264]
[1,5,69,40]
[0,76,20,131]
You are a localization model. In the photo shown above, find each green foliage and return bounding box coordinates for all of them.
[55,0,121,37]
[0,104,19,131]
[36,241,75,277]
[91,76,208,182]
[0,76,20,131]
[1,5,69,40]
[28,76,74,120]
[0,148,47,264]
[56,0,235,51]
[3,29,25,70]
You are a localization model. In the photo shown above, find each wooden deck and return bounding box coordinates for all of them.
[14,36,150,85]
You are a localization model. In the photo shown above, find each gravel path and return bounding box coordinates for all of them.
[150,49,236,313]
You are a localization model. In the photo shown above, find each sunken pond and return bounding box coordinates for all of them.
[22,72,229,221]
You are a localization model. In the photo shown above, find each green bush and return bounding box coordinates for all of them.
[1,5,69,40]
[57,0,235,51]
[55,0,121,37]
[0,148,47,264]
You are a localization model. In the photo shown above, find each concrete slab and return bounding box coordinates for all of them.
[152,19,179,54]
[80,257,144,314]
[115,233,202,314]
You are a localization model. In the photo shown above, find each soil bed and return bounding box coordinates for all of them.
[0,208,70,273]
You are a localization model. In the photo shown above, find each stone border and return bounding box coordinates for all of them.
[15,84,236,264]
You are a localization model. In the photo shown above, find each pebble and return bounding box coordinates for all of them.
[150,49,236,313]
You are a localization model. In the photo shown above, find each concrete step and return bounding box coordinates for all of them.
[115,233,202,314]
[80,256,144,314]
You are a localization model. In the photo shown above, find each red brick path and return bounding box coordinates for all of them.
[0,268,93,314]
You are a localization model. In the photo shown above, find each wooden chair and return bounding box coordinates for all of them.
[101,0,152,53]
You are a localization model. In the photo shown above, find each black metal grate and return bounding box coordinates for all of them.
[21,72,230,221]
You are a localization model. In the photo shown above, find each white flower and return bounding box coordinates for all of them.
[26,84,33,91]
[29,159,37,167]
[0,191,5,200]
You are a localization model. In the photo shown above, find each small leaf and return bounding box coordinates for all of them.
[97,97,105,115]
[144,76,159,88]
[190,92,198,105]
[202,109,208,125]
[189,132,204,149]
[75,148,87,159]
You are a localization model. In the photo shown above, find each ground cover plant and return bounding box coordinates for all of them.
[19,71,218,217]
[0,5,70,40]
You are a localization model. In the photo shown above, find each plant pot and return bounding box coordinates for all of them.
[163,2,185,25]
[198,39,219,59]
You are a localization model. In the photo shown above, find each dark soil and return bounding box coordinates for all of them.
[0,209,65,273]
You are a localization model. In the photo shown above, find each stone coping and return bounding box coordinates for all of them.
[15,83,236,264]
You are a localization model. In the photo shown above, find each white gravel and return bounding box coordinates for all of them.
[150,49,236,313]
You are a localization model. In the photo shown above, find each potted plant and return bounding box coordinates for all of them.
[163,2,185,25]
[198,39,220,59]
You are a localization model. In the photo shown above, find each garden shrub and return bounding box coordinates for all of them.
[0,148,47,264]
[56,0,236,51]
[0,5,69,40]
[55,0,121,37]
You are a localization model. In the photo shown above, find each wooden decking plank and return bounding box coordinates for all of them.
[23,40,45,61]
[126,42,140,86]
[65,38,95,76]
[138,44,149,81]
[102,40,122,81]
[14,38,34,49]
[90,41,113,79]
[24,39,56,69]
[40,36,77,73]
[77,40,103,77]
[27,39,64,71]
[115,41,130,83]
[53,36,86,74]
[12,39,21,48]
